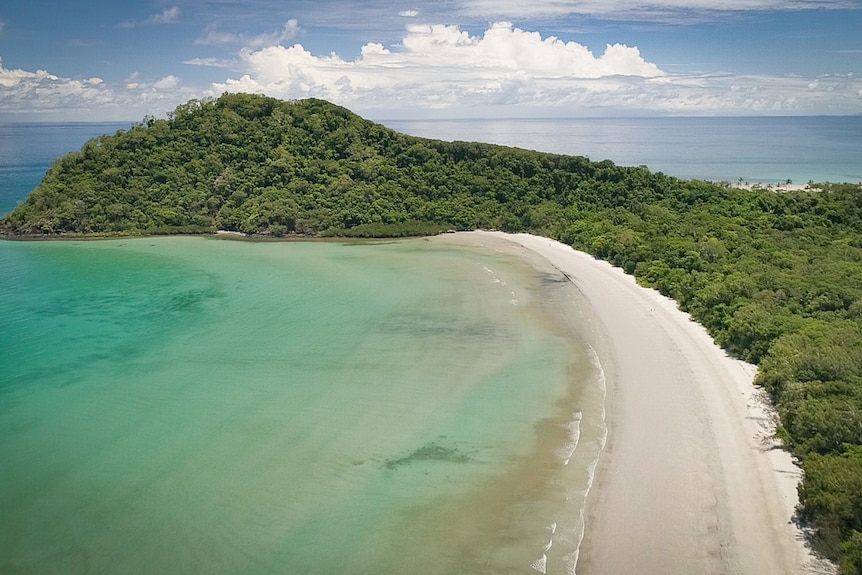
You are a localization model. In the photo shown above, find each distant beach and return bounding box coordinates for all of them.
[463,231,834,574]
[731,182,824,192]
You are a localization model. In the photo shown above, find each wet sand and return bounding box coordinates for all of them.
[466,231,830,575]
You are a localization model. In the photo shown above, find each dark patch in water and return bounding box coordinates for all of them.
[60,375,85,388]
[383,442,472,470]
[380,315,506,340]
[537,271,570,286]
[34,284,223,321]
[163,288,220,313]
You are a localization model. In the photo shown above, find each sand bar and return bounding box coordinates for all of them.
[466,231,831,575]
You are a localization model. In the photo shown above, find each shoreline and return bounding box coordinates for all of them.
[727,181,825,192]
[466,231,833,574]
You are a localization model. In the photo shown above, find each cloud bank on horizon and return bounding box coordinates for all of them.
[205,23,665,112]
[0,0,860,120]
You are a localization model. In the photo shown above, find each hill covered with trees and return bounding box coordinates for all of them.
[3,93,862,572]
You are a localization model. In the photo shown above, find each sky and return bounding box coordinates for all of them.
[0,0,860,121]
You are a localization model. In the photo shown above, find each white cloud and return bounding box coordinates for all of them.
[0,58,194,121]
[0,58,115,115]
[202,21,862,117]
[0,20,6,33]
[208,22,664,108]
[196,19,300,49]
[184,57,236,68]
[118,6,180,28]
[638,72,861,114]
[125,71,140,89]
[153,75,180,89]
[207,21,665,113]
[399,9,421,17]
[147,6,180,25]
[0,57,56,88]
[2,17,861,121]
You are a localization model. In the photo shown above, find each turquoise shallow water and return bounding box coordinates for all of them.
[0,236,605,574]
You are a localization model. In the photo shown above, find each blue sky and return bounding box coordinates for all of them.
[0,0,860,121]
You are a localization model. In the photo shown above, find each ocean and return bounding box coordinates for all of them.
[0,122,132,217]
[386,115,862,186]
[0,116,858,574]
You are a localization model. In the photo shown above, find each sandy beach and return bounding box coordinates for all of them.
[467,231,831,575]
[731,182,824,193]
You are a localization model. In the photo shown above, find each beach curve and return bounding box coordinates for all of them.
[466,231,831,575]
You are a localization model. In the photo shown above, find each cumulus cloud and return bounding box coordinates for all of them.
[196,19,300,49]
[208,22,664,111]
[399,9,421,17]
[3,17,861,120]
[201,20,862,117]
[0,58,113,115]
[0,58,194,120]
[153,75,180,89]
[147,6,180,25]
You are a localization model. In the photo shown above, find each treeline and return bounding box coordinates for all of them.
[3,93,862,572]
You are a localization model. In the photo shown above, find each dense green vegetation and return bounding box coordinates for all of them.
[3,93,862,571]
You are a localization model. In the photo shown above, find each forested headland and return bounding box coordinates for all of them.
[3,93,862,572]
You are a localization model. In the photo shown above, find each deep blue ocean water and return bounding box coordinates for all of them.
[0,122,131,216]
[2,116,860,217]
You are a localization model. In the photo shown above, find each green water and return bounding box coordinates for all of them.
[0,235,606,574]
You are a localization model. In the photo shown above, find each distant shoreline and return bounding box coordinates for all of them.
[727,181,825,192]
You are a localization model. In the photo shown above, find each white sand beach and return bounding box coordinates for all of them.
[467,231,831,575]
[731,182,824,192]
